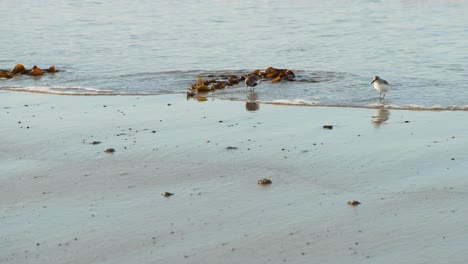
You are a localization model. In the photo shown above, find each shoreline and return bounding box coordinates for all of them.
[1,90,467,264]
[0,87,468,111]
[3,89,468,112]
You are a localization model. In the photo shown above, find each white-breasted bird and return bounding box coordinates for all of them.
[371,76,390,99]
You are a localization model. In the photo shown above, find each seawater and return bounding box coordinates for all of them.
[1,0,468,109]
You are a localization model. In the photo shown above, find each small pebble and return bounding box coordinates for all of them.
[104,148,115,153]
[161,192,174,197]
[257,178,272,185]
[347,200,361,206]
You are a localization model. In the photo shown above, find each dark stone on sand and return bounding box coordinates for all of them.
[104,148,115,153]
[226,146,238,150]
[347,200,361,206]
[323,125,333,129]
[90,141,101,145]
[404,121,410,123]
[257,178,272,185]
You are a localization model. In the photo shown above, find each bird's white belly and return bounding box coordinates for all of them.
[374,82,389,93]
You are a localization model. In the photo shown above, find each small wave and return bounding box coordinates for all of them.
[318,103,468,111]
[0,86,115,95]
[379,104,468,111]
[227,98,468,111]
[261,99,320,106]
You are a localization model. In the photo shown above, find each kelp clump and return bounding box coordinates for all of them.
[0,64,59,79]
[187,66,295,98]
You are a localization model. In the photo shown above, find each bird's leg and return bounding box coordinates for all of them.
[383,93,385,99]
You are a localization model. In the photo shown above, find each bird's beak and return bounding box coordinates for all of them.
[371,80,375,84]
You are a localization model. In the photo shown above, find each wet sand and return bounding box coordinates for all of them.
[1,91,467,264]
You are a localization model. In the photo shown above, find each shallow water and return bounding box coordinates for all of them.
[1,0,468,109]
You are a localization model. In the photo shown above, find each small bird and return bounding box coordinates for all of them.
[371,76,390,99]
[244,74,259,90]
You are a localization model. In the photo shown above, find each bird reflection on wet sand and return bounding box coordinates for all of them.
[245,90,259,112]
[372,109,390,127]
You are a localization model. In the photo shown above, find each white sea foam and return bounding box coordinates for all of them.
[263,99,320,106]
[0,86,114,95]
[366,103,468,111]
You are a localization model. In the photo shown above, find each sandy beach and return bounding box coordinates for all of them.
[1,90,468,264]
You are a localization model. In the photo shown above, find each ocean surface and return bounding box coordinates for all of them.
[1,0,468,109]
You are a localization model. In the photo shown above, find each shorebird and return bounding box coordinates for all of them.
[371,76,390,99]
[244,74,259,90]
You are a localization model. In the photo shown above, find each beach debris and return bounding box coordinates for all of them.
[257,178,272,185]
[0,69,13,79]
[187,66,296,97]
[161,192,174,197]
[404,121,410,123]
[30,65,43,76]
[323,125,333,129]
[0,64,60,79]
[226,146,238,150]
[347,200,361,206]
[11,64,26,74]
[104,148,115,153]
[90,141,102,145]
[46,66,58,73]
[190,77,212,93]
